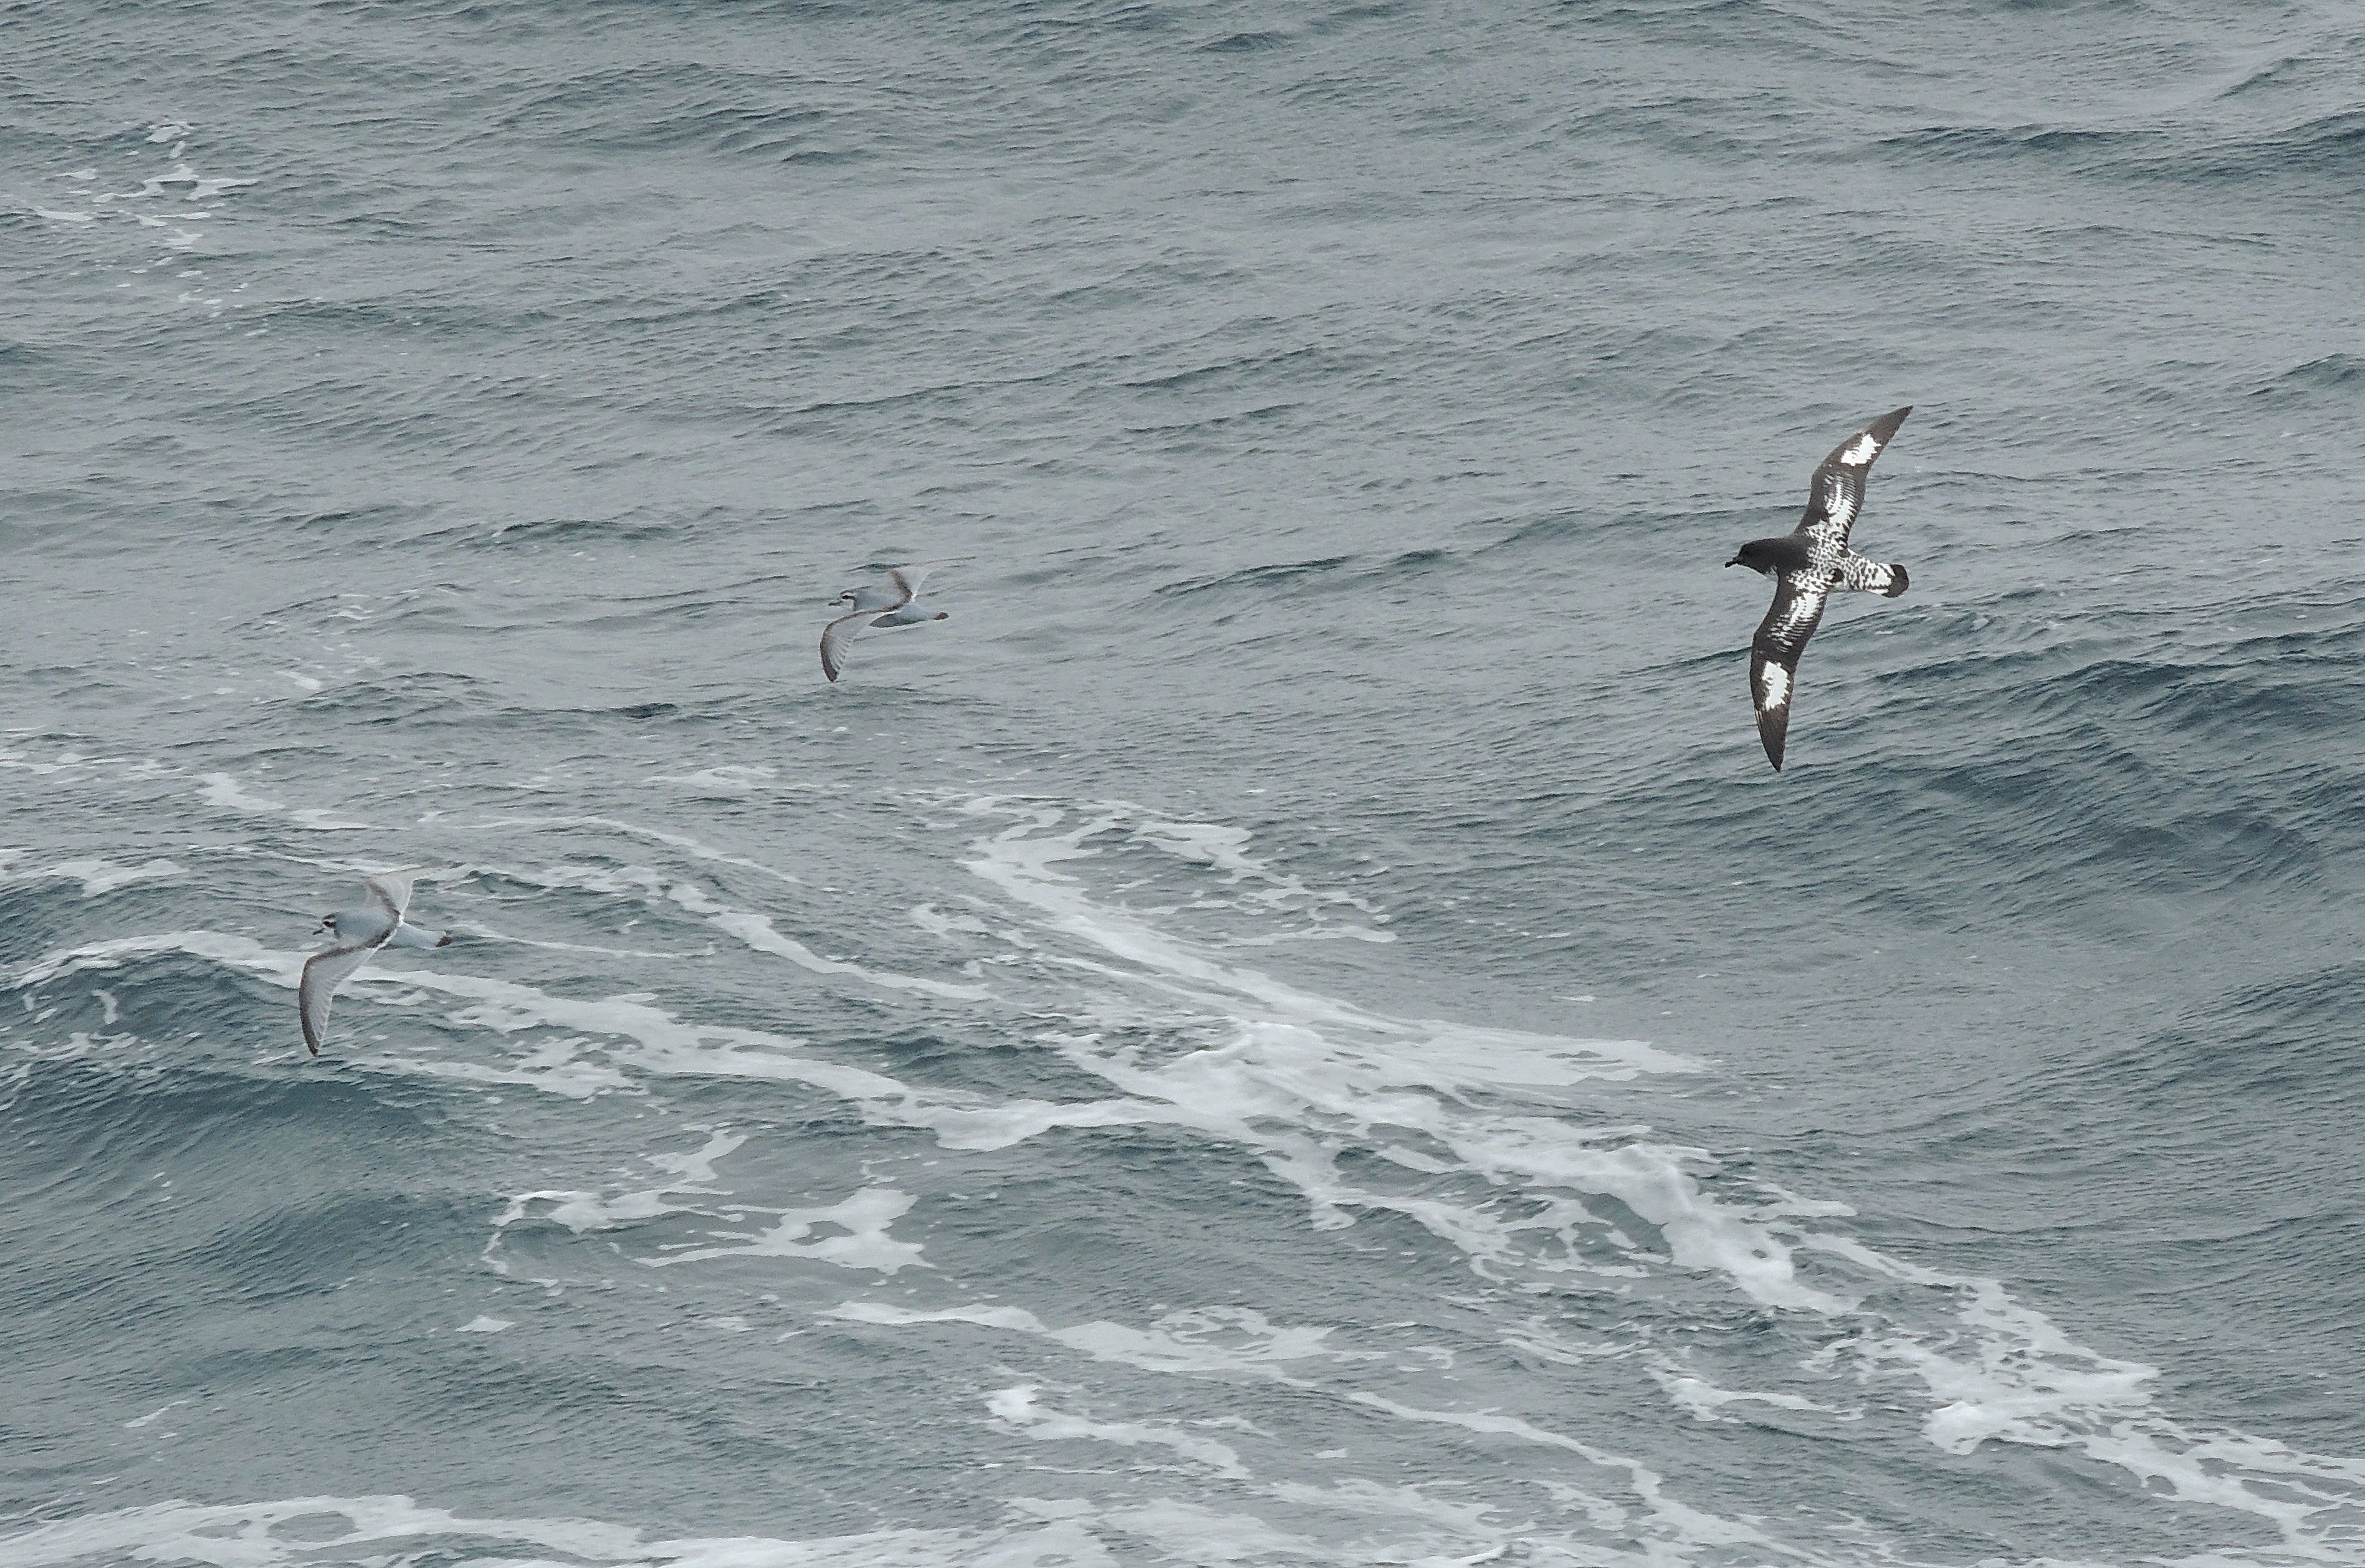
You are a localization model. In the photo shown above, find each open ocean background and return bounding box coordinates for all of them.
[5,2,2364,1564]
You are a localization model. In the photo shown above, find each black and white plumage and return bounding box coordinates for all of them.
[299,868,452,1056]
[820,557,971,683]
[1726,406,1914,772]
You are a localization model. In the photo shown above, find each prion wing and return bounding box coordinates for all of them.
[1795,406,1911,553]
[1748,568,1835,772]
[886,557,973,602]
[361,869,429,923]
[821,610,880,683]
[299,944,376,1057]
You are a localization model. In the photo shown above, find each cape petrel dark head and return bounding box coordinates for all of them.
[1726,537,1809,576]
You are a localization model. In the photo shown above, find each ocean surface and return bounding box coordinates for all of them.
[4,2,2364,1564]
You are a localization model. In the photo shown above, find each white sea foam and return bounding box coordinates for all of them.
[0,1490,1527,1568]
[829,1301,1367,1377]
[1644,1355,1841,1425]
[0,1494,1079,1568]
[1132,817,1386,924]
[0,745,173,782]
[665,878,988,1001]
[121,1399,186,1430]
[649,1185,927,1274]
[20,796,2363,1554]
[0,858,184,896]
[495,1129,745,1246]
[958,799,1684,1082]
[942,801,1843,1315]
[1072,1498,1324,1563]
[844,1301,1796,1562]
[487,1131,748,1282]
[651,764,778,795]
[1344,1389,1790,1557]
[935,798,2365,1552]
[1800,1231,2365,1546]
[199,772,369,831]
[446,813,805,885]
[444,825,991,1001]
[988,1384,1250,1478]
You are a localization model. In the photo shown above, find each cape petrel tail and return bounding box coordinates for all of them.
[1832,554,1910,597]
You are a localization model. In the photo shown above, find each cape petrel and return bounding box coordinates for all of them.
[1726,406,1914,771]
[821,557,972,683]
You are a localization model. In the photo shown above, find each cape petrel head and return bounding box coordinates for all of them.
[1726,536,1809,577]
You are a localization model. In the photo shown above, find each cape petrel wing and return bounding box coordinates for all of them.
[1749,566,1836,772]
[1795,406,1911,554]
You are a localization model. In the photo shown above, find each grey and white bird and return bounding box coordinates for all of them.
[1726,407,1914,772]
[820,558,971,683]
[299,868,452,1056]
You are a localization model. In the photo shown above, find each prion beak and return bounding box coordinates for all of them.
[1724,557,1741,568]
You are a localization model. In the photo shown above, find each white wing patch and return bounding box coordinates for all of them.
[1765,586,1822,641]
[1837,432,1881,464]
[1758,662,1792,711]
[1818,477,1859,538]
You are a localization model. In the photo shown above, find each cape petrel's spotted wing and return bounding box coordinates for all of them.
[1749,567,1837,772]
[1795,406,1911,554]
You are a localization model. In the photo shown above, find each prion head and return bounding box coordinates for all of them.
[1726,536,1810,578]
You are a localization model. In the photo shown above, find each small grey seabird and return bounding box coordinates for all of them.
[300,869,452,1056]
[820,557,971,682]
[1726,406,1914,772]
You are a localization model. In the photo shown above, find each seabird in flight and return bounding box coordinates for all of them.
[821,558,972,683]
[1726,407,1914,771]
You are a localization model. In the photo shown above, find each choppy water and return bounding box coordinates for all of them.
[6,2,2364,1564]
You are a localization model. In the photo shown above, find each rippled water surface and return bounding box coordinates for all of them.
[5,2,2364,1564]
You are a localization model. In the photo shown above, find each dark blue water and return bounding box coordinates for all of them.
[6,2,2364,1564]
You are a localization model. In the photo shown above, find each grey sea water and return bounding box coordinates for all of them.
[4,2,2364,1564]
